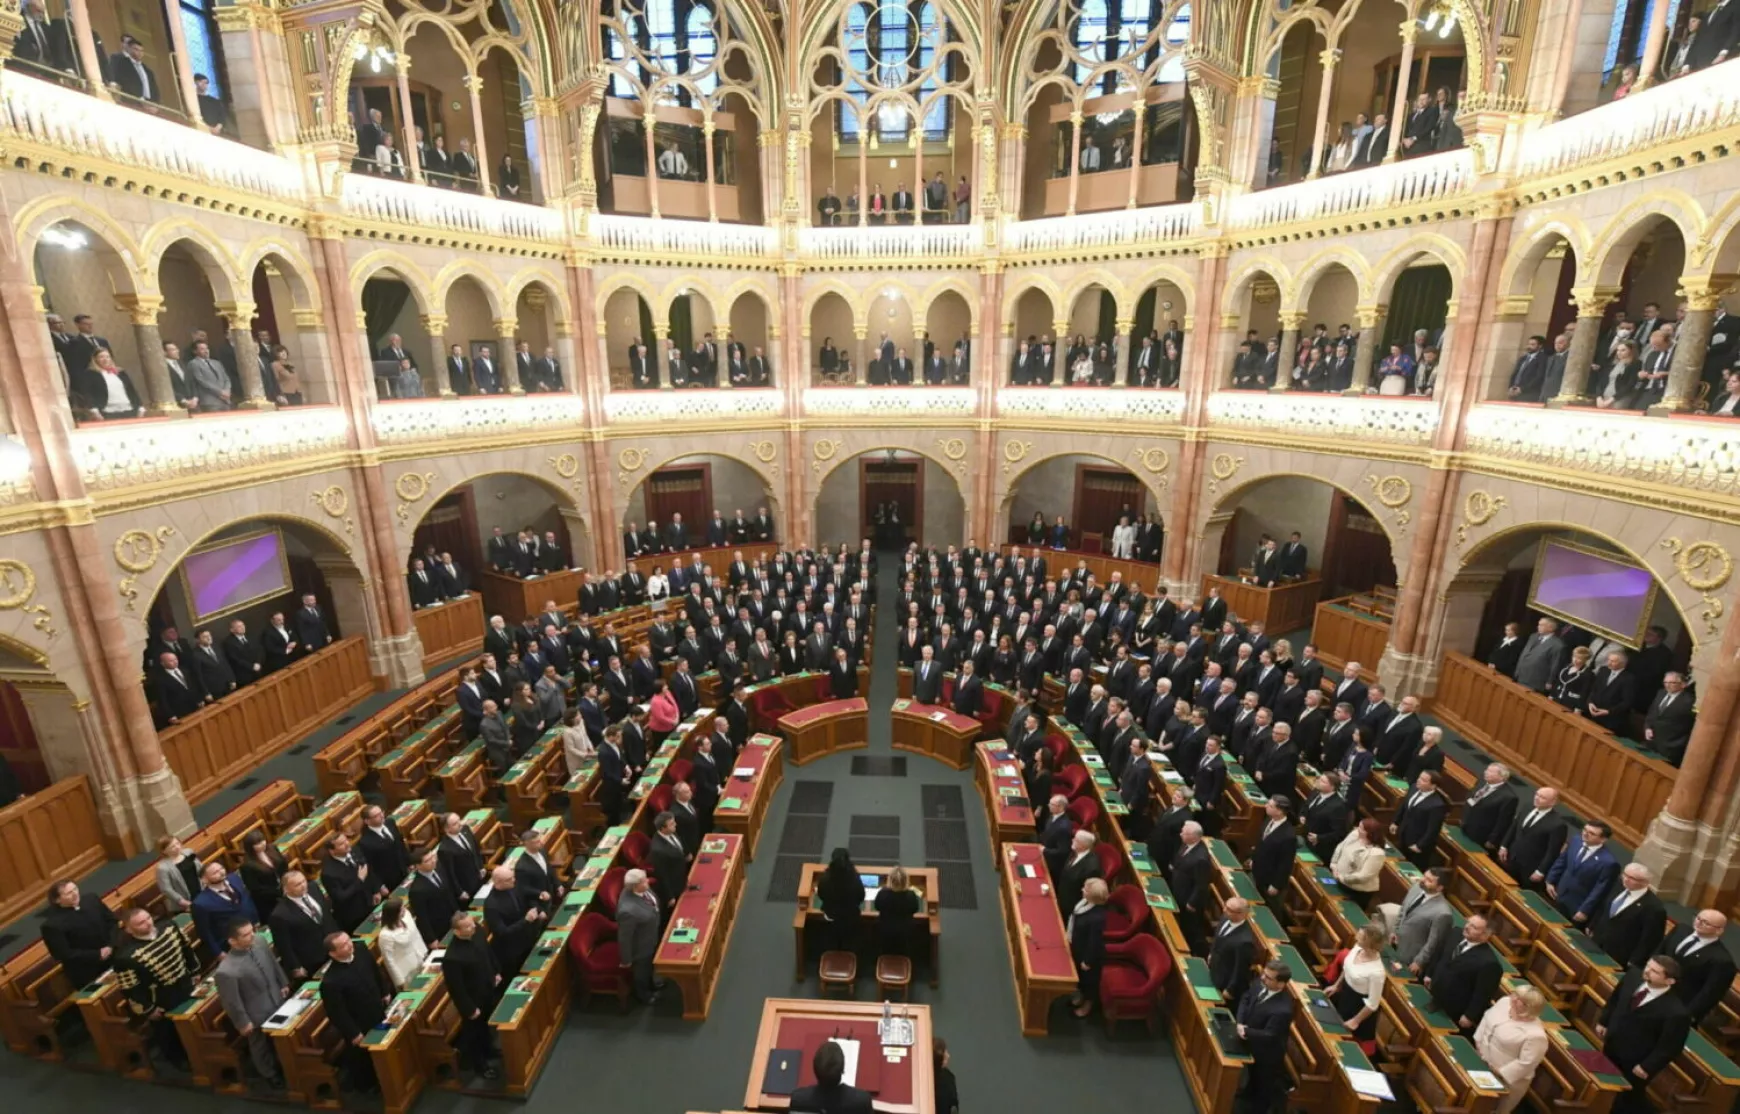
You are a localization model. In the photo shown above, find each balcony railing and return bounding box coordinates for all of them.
[589,214,777,260]
[1224,148,1474,233]
[1206,391,1440,445]
[72,407,350,491]
[0,435,34,506]
[1517,58,1740,180]
[371,394,587,446]
[1462,403,1740,498]
[802,386,975,418]
[601,388,782,424]
[341,174,565,243]
[1,72,304,202]
[998,387,1186,425]
[797,222,979,261]
[1003,203,1201,254]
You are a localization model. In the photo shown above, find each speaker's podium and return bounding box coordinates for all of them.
[1200,572,1323,634]
[743,998,935,1113]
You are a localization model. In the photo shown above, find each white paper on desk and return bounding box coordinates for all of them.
[733,767,756,777]
[1468,1070,1504,1090]
[263,997,312,1031]
[829,1038,861,1087]
[1345,1068,1393,1100]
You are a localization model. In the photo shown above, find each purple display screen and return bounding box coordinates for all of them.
[1528,541,1655,645]
[183,531,290,622]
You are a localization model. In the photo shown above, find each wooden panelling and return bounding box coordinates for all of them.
[1202,573,1323,634]
[1428,652,1673,847]
[159,638,377,804]
[994,545,1166,590]
[1309,598,1391,679]
[0,776,108,926]
[413,592,484,669]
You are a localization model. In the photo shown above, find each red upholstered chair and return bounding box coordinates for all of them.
[1066,795,1101,833]
[753,688,796,733]
[665,758,693,787]
[976,687,1005,731]
[1044,735,1073,769]
[1055,765,1091,801]
[1099,934,1170,1034]
[939,676,956,705]
[1093,843,1123,884]
[644,784,674,817]
[567,912,630,1010]
[1103,884,1149,943]
[595,867,627,918]
[620,831,654,873]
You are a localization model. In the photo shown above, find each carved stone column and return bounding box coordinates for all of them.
[703,119,718,223]
[1547,287,1617,406]
[853,326,868,386]
[63,0,111,99]
[1346,305,1384,394]
[495,319,524,395]
[1214,313,1243,389]
[1274,312,1305,390]
[1649,285,1726,415]
[1066,110,1083,217]
[1115,318,1135,387]
[116,295,184,417]
[1385,23,1418,162]
[395,56,423,184]
[466,73,493,196]
[422,313,452,398]
[1637,0,1672,88]
[220,302,272,408]
[1050,319,1070,386]
[999,123,1028,219]
[1307,48,1341,179]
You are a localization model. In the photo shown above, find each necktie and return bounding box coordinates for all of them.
[301,895,318,918]
[1679,935,1699,955]
[1631,987,1647,1009]
[1404,891,1424,916]
[1612,891,1630,914]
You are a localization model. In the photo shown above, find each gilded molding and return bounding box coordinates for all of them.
[0,559,56,638]
[113,526,176,612]
[1365,474,1414,529]
[310,485,355,536]
[1455,490,1508,548]
[393,472,434,524]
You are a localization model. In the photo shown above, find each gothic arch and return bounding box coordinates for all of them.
[139,222,245,305]
[1290,248,1374,312]
[433,261,509,320]
[995,448,1173,535]
[1588,192,1705,288]
[595,272,665,327]
[13,198,147,295]
[1370,235,1467,304]
[1497,219,1590,302]
[351,251,438,313]
[802,280,868,331]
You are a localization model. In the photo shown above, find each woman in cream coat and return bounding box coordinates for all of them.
[154,835,203,915]
[377,897,428,990]
[1473,986,1550,1114]
[1330,818,1388,909]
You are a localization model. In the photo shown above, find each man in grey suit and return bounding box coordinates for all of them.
[534,665,566,727]
[1384,866,1453,976]
[214,919,289,1086]
[1512,617,1566,694]
[185,340,233,411]
[479,700,512,775]
[615,868,664,1005]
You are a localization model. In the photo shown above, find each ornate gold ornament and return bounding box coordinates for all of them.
[811,439,844,476]
[617,447,647,472]
[550,453,582,480]
[1660,538,1732,593]
[1365,474,1414,528]
[393,471,436,525]
[937,438,967,462]
[1207,453,1244,493]
[1131,447,1171,474]
[1001,439,1033,475]
[0,559,55,638]
[1455,490,1508,548]
[114,526,176,612]
[750,440,778,464]
[310,486,354,535]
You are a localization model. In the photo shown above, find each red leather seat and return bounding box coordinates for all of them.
[665,758,692,787]
[1100,934,1170,1034]
[1044,735,1073,768]
[1104,884,1149,942]
[1093,843,1122,884]
[1066,795,1100,833]
[567,912,630,1009]
[753,689,795,733]
[644,784,674,818]
[596,867,627,918]
[620,831,653,872]
[1055,765,1091,801]
[975,688,1004,733]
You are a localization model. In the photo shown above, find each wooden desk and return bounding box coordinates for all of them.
[996,843,1077,1036]
[777,698,869,765]
[742,671,862,734]
[714,735,785,860]
[1164,954,1252,1114]
[412,592,484,668]
[792,864,940,986]
[266,981,342,1107]
[0,776,111,926]
[973,742,1036,851]
[994,545,1165,592]
[363,968,454,1114]
[478,568,585,628]
[434,738,490,813]
[370,706,463,806]
[742,998,934,1114]
[490,927,572,1095]
[656,832,746,1020]
[1201,573,1324,634]
[890,701,978,770]
[1309,598,1390,679]
[273,790,365,870]
[1429,652,1672,846]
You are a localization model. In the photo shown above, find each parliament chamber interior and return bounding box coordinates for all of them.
[2,0,1740,1111]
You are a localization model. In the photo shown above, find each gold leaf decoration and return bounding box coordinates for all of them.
[393,472,436,524]
[750,440,778,464]
[937,438,967,461]
[1002,440,1031,464]
[1131,447,1171,474]
[1661,538,1733,593]
[0,559,55,638]
[550,453,581,480]
[617,447,648,472]
[310,486,354,535]
[1207,453,1244,493]
[1365,474,1414,529]
[114,526,177,611]
[1455,490,1508,548]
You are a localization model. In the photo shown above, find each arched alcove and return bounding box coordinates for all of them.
[623,454,780,552]
[412,471,592,579]
[923,290,973,384]
[865,290,916,385]
[1203,475,1397,600]
[602,284,657,389]
[814,450,966,549]
[1003,453,1164,563]
[809,290,858,384]
[33,218,145,420]
[1131,279,1188,387]
[362,268,433,399]
[441,274,504,394]
[1009,286,1057,384]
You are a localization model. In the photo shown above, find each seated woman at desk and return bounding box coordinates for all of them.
[874,866,923,958]
[1324,921,1388,1041]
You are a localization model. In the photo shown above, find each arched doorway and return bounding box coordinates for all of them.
[1225,267,1283,387]
[923,289,973,384]
[1590,213,1688,412]
[728,289,774,384]
[32,218,150,421]
[1063,282,1117,385]
[1202,476,1398,599]
[249,250,331,405]
[814,450,966,549]
[865,289,915,385]
[1002,454,1164,562]
[361,267,433,399]
[1009,285,1057,384]
[623,454,780,555]
[601,283,657,389]
[441,274,505,394]
[1131,277,1189,388]
[808,290,858,384]
[1489,230,1579,401]
[412,471,593,582]
[511,279,568,392]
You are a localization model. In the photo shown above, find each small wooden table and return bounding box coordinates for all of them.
[743,998,935,1114]
[714,735,786,860]
[655,832,747,1020]
[778,698,869,764]
[791,863,941,986]
[973,742,1036,851]
[996,843,1077,1036]
[890,701,978,769]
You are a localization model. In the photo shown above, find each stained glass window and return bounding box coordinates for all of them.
[685,4,718,96]
[178,0,220,99]
[838,1,951,143]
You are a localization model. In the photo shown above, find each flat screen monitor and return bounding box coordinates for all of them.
[1526,538,1657,648]
[180,528,292,624]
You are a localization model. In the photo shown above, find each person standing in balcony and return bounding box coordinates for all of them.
[893,181,914,222]
[1506,336,1547,401]
[1593,339,1645,410]
[1359,114,1391,166]
[71,349,144,422]
[108,35,159,104]
[498,154,522,199]
[472,345,500,393]
[452,138,480,190]
[1376,342,1415,396]
[1435,94,1464,149]
[925,172,947,222]
[1688,0,1739,72]
[1327,122,1356,173]
[1401,92,1438,157]
[11,0,76,76]
[818,187,841,226]
[374,131,406,179]
[1413,347,1441,397]
[954,175,970,222]
[446,343,474,395]
[426,135,453,187]
[186,341,232,411]
[868,184,887,224]
[194,74,229,134]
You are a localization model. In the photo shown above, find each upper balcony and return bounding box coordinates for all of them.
[1003,204,1202,258]
[1222,148,1476,237]
[340,174,567,248]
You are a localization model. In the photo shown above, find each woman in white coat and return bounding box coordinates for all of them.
[377,896,428,990]
[1110,515,1137,559]
[1473,986,1550,1114]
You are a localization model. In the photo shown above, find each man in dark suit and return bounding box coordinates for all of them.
[407,846,459,947]
[108,36,160,102]
[912,647,944,704]
[407,559,443,608]
[12,1,78,74]
[186,631,236,699]
[1424,916,1503,1032]
[357,804,411,894]
[1485,622,1525,678]
[1244,797,1296,903]
[153,652,207,724]
[1401,92,1438,156]
[789,1040,874,1114]
[1498,786,1569,888]
[1299,774,1348,852]
[1584,650,1638,735]
[1208,897,1257,1002]
[952,659,984,718]
[470,345,501,393]
[1234,961,1296,1114]
[1389,770,1447,869]
[319,933,390,1094]
[1172,821,1213,955]
[649,812,690,914]
[40,880,118,988]
[1546,821,1621,925]
[1598,956,1693,1114]
[320,833,375,931]
[268,871,341,981]
[437,812,487,902]
[221,619,264,687]
[1661,910,1738,1023]
[482,866,545,976]
[1054,830,1102,917]
[1459,763,1520,853]
[1591,863,1669,971]
[294,594,331,655]
[446,344,474,394]
[1643,672,1695,764]
[441,914,501,1080]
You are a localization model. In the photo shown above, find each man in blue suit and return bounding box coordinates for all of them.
[1545,821,1620,925]
[191,861,259,955]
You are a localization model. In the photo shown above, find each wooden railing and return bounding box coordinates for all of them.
[1428,651,1674,846]
[412,592,484,669]
[0,775,109,925]
[994,545,1167,592]
[1309,597,1391,679]
[1202,573,1324,634]
[159,637,377,804]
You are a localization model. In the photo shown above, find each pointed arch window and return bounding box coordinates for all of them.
[604,0,724,105]
[837,0,953,143]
